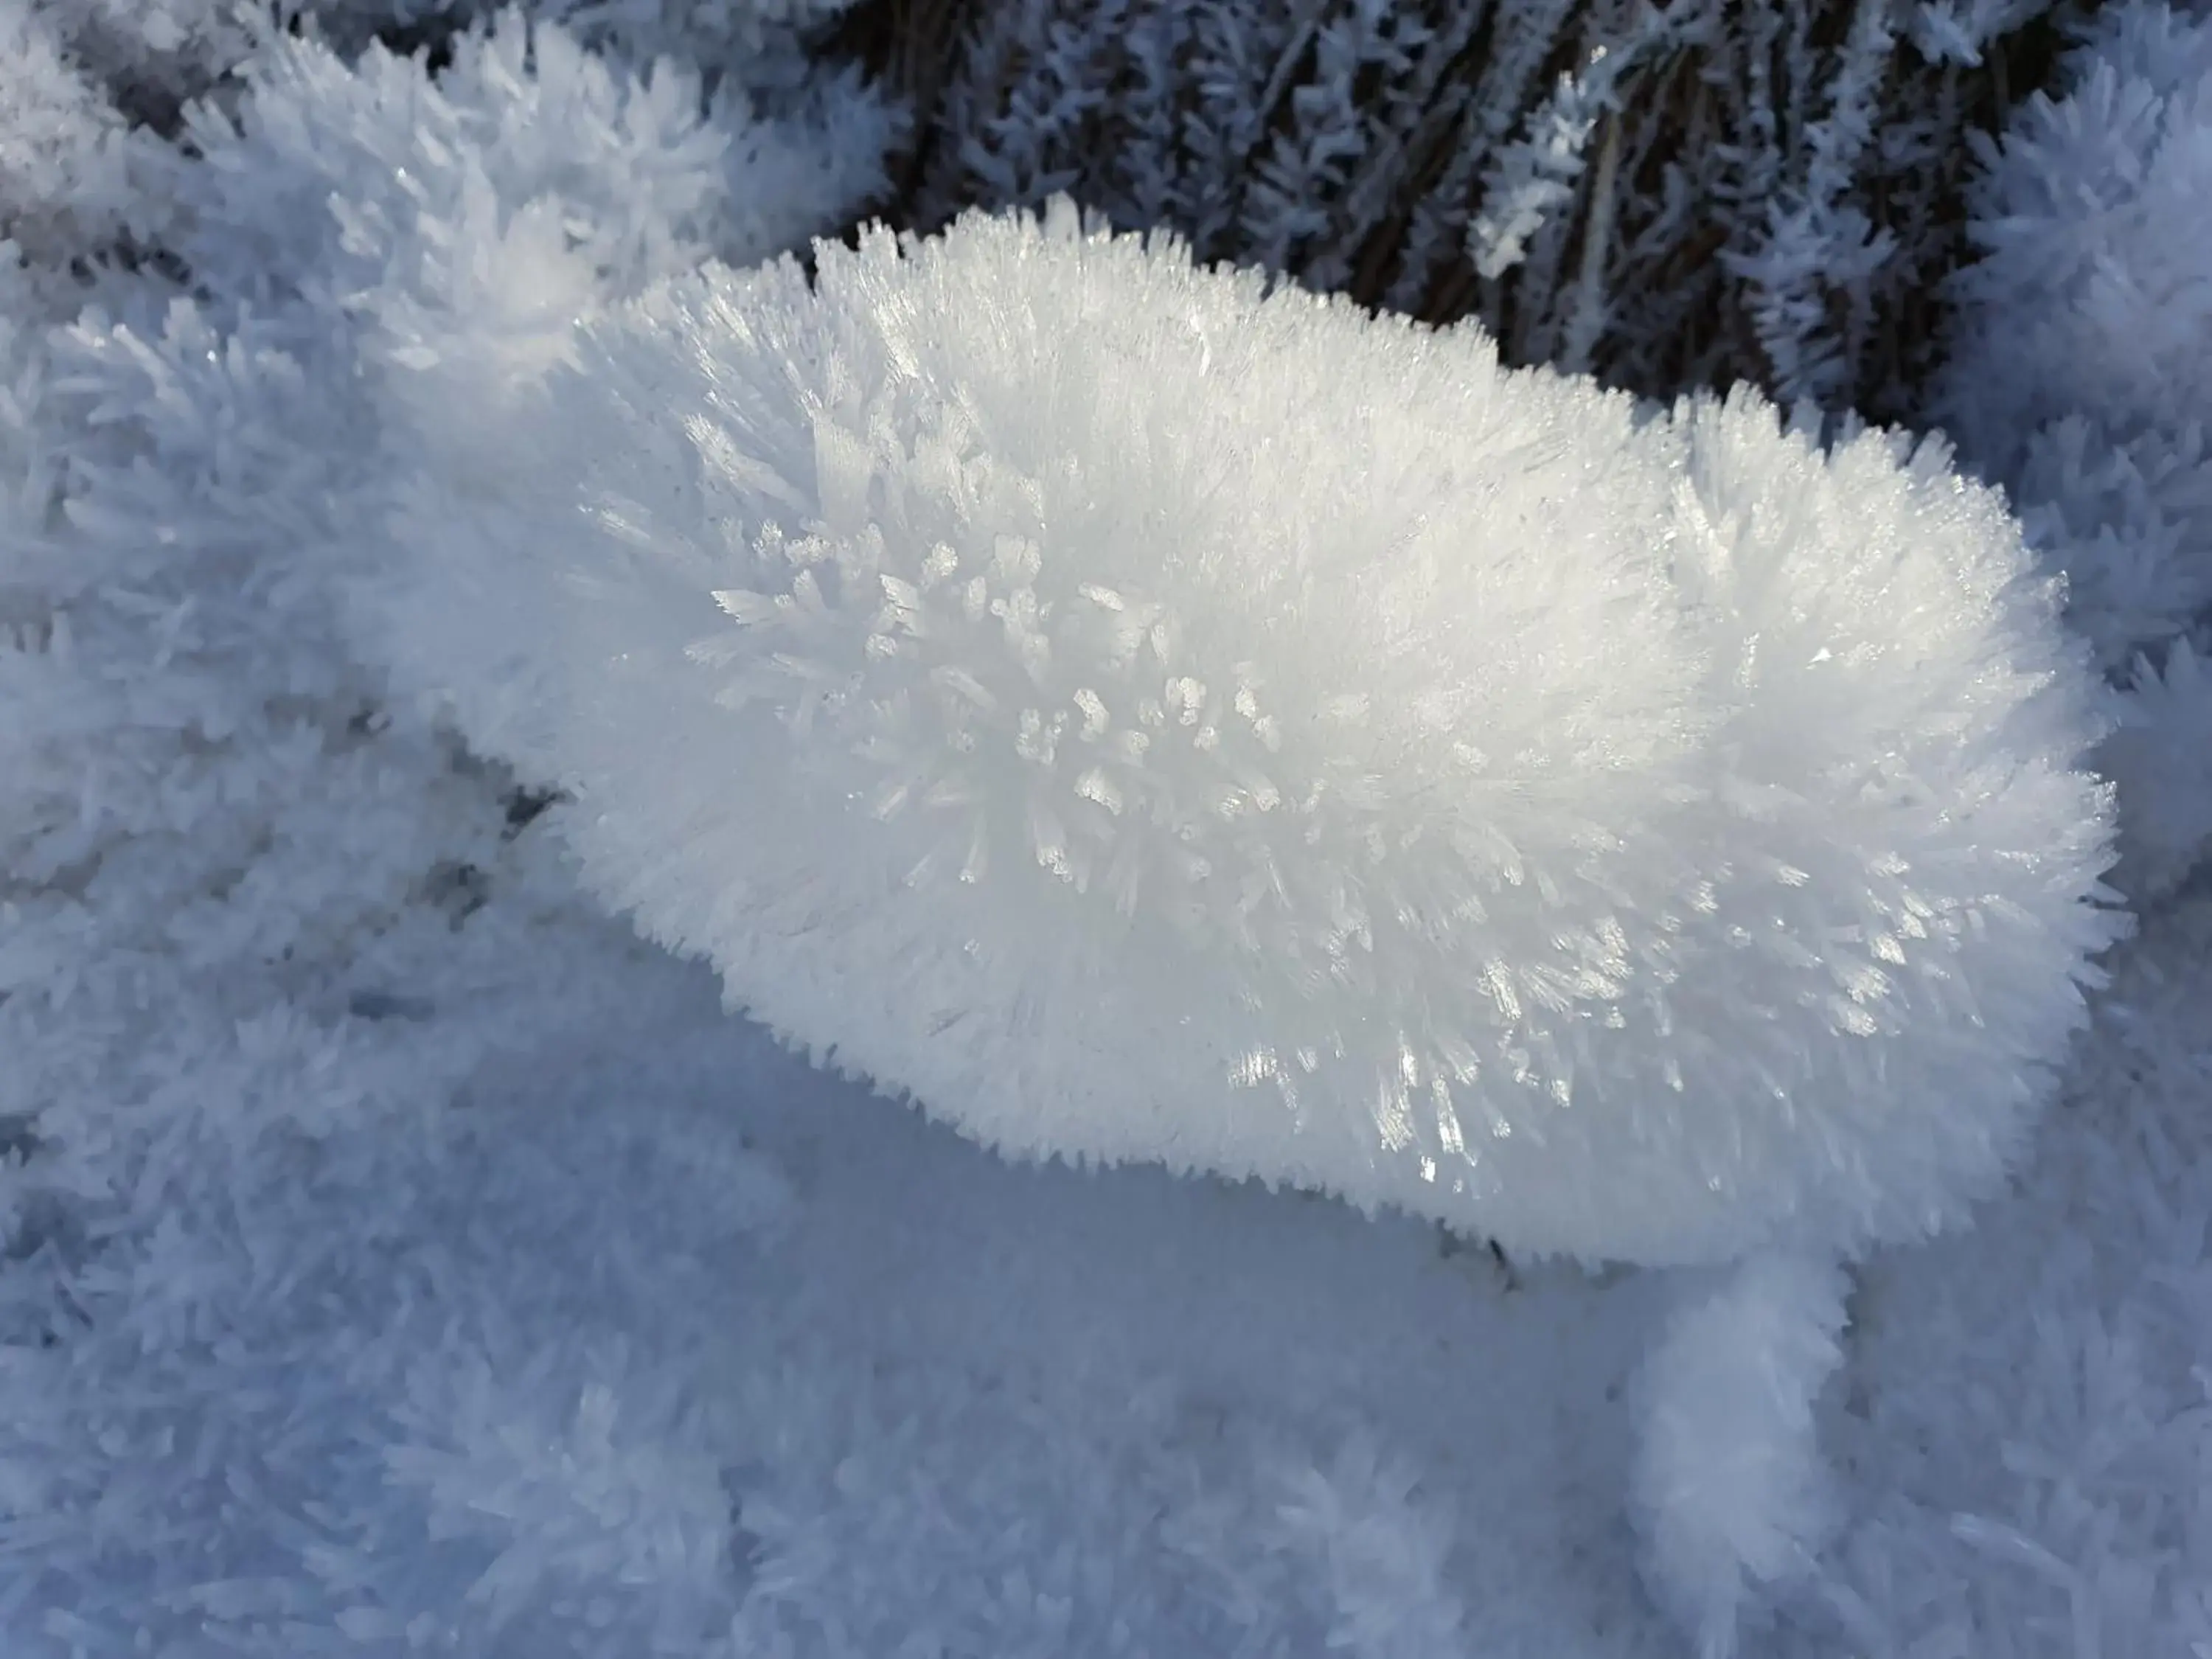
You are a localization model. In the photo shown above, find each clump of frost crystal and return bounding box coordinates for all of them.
[371,201,2124,1270]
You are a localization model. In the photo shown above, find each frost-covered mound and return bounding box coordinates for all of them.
[366,202,2123,1270]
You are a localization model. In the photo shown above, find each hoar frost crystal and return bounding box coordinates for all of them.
[378,201,2123,1269]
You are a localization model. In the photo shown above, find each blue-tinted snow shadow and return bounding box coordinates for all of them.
[474,947,1683,1655]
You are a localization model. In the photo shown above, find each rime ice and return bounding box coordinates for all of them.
[372,201,2124,1268]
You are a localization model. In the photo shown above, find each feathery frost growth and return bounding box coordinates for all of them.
[1942,1,2212,900]
[366,201,2122,1271]
[4,1,2208,1654]
[0,0,177,298]
[894,0,2073,414]
[169,7,893,358]
[0,11,889,1649]
[6,0,863,105]
[1632,1255,1850,1656]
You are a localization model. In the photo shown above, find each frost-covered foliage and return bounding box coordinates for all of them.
[361,201,2121,1273]
[7,0,2211,1653]
[0,8,889,1649]
[7,0,862,115]
[520,0,864,81]
[0,1,173,284]
[0,0,889,1127]
[170,7,891,378]
[0,0,891,317]
[895,0,2073,414]
[1941,1,2212,900]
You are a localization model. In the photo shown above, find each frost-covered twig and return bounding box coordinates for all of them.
[889,0,2068,408]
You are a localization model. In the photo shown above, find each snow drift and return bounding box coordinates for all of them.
[366,201,2124,1270]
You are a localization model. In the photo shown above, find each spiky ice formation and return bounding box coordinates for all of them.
[369,201,2124,1267]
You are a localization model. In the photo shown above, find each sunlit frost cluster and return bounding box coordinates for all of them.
[376,201,2125,1267]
